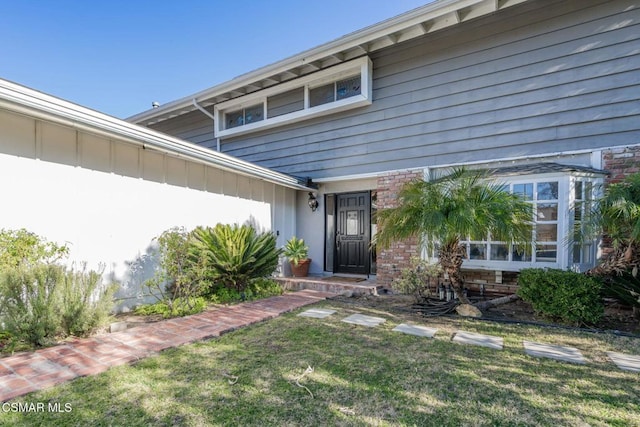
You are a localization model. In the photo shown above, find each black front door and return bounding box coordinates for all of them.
[335,192,370,274]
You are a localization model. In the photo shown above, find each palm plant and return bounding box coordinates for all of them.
[376,168,533,304]
[595,173,640,264]
[582,173,640,311]
[191,224,281,293]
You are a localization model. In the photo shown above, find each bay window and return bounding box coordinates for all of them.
[460,172,601,271]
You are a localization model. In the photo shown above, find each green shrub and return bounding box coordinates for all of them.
[144,227,211,315]
[208,278,284,304]
[0,264,64,346]
[517,268,604,326]
[208,287,242,304]
[247,278,284,299]
[135,297,206,318]
[191,224,281,293]
[59,265,117,337]
[393,257,442,302]
[0,331,17,354]
[0,228,68,271]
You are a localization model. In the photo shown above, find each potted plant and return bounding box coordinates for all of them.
[283,236,311,277]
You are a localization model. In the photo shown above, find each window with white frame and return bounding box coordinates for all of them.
[460,173,602,271]
[225,104,264,129]
[214,56,372,139]
[309,75,361,107]
[571,179,596,267]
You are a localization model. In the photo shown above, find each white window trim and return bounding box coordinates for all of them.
[214,56,373,139]
[459,172,603,272]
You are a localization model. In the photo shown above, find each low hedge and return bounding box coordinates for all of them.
[517,268,604,326]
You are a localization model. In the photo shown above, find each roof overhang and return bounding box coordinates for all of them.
[128,0,531,126]
[0,79,313,191]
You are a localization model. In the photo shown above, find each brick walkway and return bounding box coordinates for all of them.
[0,289,333,402]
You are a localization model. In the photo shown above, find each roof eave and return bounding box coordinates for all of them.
[0,79,312,191]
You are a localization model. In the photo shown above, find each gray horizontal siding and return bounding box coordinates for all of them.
[153,0,640,179]
[150,108,217,150]
[267,87,304,118]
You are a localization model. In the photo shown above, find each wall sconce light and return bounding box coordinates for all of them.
[308,192,319,212]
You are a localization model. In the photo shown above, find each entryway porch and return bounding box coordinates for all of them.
[276,275,381,296]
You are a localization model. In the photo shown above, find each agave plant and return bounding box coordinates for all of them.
[283,236,309,266]
[191,224,281,293]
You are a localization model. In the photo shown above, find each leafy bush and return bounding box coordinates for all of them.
[0,228,68,271]
[0,262,117,345]
[208,278,284,304]
[208,287,242,304]
[0,229,117,346]
[191,224,281,293]
[134,296,207,318]
[59,265,117,337]
[0,264,64,346]
[248,278,284,299]
[517,268,604,326]
[0,331,17,354]
[144,227,210,316]
[393,257,442,302]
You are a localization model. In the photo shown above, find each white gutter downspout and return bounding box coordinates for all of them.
[192,99,220,152]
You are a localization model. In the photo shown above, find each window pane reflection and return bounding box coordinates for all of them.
[536,245,557,262]
[490,244,509,260]
[537,182,558,200]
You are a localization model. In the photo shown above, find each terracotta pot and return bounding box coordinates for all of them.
[290,259,311,277]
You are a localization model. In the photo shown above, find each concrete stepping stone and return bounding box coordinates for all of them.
[392,323,437,338]
[341,313,386,327]
[297,308,337,319]
[453,331,503,350]
[523,341,586,364]
[607,352,640,372]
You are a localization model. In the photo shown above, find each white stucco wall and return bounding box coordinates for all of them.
[0,109,296,311]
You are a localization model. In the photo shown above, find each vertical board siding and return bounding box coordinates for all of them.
[185,0,640,179]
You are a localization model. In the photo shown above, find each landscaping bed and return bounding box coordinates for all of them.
[328,293,640,336]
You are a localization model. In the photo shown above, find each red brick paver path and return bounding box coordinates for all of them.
[0,289,333,402]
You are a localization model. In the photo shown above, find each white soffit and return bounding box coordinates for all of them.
[128,0,531,126]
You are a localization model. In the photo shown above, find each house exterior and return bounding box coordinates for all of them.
[0,78,310,310]
[129,0,640,292]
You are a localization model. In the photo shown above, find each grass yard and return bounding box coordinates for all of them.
[2,300,639,426]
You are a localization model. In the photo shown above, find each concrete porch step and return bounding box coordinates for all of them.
[276,276,381,296]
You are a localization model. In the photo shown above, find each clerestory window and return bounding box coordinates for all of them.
[214,56,372,139]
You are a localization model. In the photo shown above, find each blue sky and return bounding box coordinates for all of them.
[0,1,431,119]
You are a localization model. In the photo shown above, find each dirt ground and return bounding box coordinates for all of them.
[327,292,640,336]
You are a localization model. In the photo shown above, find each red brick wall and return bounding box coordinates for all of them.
[602,146,640,184]
[462,270,519,296]
[376,170,422,288]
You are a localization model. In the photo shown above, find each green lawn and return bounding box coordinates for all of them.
[2,300,639,426]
